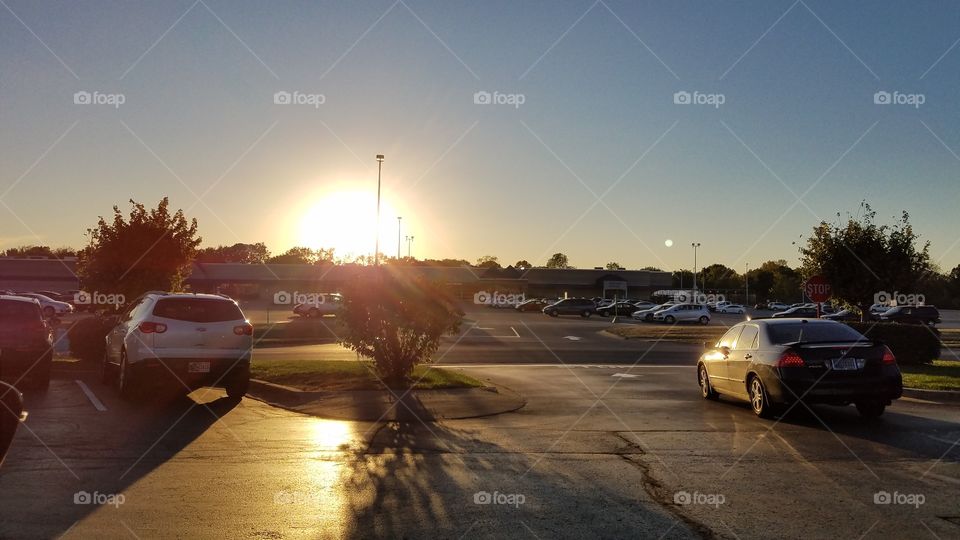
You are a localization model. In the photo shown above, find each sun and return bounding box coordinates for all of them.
[297,190,398,258]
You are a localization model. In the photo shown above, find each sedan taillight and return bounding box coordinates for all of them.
[882,346,897,365]
[777,350,805,367]
[233,323,253,336]
[138,321,167,333]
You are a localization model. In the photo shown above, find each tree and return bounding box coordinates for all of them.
[337,269,463,384]
[475,255,501,269]
[197,242,270,264]
[267,246,317,264]
[78,198,200,303]
[698,263,741,290]
[2,245,76,258]
[640,266,663,272]
[514,260,532,269]
[800,203,931,317]
[605,261,622,270]
[545,252,571,269]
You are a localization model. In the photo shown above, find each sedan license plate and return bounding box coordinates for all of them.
[829,357,865,371]
[188,361,211,374]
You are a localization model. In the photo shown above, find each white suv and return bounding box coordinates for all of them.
[652,303,710,324]
[102,293,252,399]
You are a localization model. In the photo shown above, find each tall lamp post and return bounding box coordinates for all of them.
[691,242,701,295]
[405,235,415,258]
[396,216,402,260]
[374,154,384,266]
[745,262,749,305]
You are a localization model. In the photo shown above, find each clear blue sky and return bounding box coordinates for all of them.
[2,1,959,272]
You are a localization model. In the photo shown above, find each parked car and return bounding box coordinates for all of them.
[720,304,746,314]
[868,303,891,316]
[12,293,73,318]
[772,306,818,319]
[632,301,658,310]
[102,293,252,399]
[821,309,860,322]
[697,319,902,418]
[0,381,25,467]
[293,293,342,318]
[515,298,551,312]
[708,301,731,313]
[632,303,670,321]
[653,304,710,325]
[879,305,941,326]
[0,296,53,391]
[767,302,790,311]
[598,301,641,317]
[543,298,596,318]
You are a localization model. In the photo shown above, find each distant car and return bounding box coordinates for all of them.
[515,298,550,312]
[12,293,73,318]
[869,303,891,316]
[103,293,252,399]
[697,319,902,418]
[598,301,641,317]
[632,303,670,321]
[632,301,658,311]
[0,295,53,391]
[653,303,710,325]
[709,301,731,313]
[0,381,25,467]
[821,309,861,322]
[772,306,818,319]
[879,305,941,326]
[720,304,746,314]
[543,298,596,318]
[293,293,342,318]
[767,302,790,311]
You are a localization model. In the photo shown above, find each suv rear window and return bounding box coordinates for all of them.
[152,298,244,323]
[0,300,42,322]
[767,323,866,345]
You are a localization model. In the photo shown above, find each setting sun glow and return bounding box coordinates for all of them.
[297,190,399,258]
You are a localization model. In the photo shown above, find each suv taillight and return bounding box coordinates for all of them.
[777,350,805,367]
[138,321,167,333]
[233,323,253,336]
[882,346,896,365]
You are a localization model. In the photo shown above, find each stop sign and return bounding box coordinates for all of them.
[804,275,832,303]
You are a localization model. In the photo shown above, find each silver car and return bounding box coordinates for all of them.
[652,303,710,324]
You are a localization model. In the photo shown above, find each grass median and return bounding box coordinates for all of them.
[605,323,726,345]
[900,359,960,391]
[250,358,485,392]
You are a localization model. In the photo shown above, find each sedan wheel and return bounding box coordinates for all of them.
[581,310,591,318]
[664,315,676,324]
[855,400,885,418]
[43,306,55,318]
[698,365,718,400]
[699,316,709,325]
[748,376,774,418]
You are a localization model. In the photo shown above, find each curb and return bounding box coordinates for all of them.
[902,387,960,403]
[598,329,630,340]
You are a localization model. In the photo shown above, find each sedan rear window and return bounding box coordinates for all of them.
[152,298,244,323]
[767,323,866,344]
[0,300,42,322]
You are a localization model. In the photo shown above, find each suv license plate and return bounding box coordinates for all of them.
[188,361,211,373]
[830,358,864,371]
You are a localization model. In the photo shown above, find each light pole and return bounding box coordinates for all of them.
[405,235,415,258]
[397,216,402,260]
[691,242,701,295]
[374,154,384,266]
[745,262,749,306]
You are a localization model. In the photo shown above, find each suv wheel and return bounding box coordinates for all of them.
[855,400,885,418]
[547,309,558,317]
[225,364,250,399]
[118,349,138,400]
[699,316,709,325]
[664,315,676,324]
[581,310,592,318]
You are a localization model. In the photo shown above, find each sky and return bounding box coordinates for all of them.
[2,1,960,273]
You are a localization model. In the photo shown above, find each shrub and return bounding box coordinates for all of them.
[337,268,463,384]
[846,322,940,365]
[67,316,113,363]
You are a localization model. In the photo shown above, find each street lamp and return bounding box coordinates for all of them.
[405,235,415,258]
[374,154,384,266]
[397,216,402,260]
[691,242,701,294]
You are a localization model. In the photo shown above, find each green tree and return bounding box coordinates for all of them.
[337,269,463,384]
[605,261,622,270]
[198,242,270,263]
[698,263,741,290]
[514,260,532,269]
[267,246,317,264]
[78,198,200,303]
[800,203,931,317]
[545,252,571,269]
[475,255,501,269]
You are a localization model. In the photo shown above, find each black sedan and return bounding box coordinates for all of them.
[597,301,641,317]
[821,309,861,322]
[772,306,818,318]
[696,319,902,418]
[515,299,551,312]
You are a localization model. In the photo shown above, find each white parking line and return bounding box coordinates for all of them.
[75,380,107,412]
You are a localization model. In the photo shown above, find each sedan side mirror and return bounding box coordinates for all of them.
[719,346,731,357]
[0,381,24,467]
